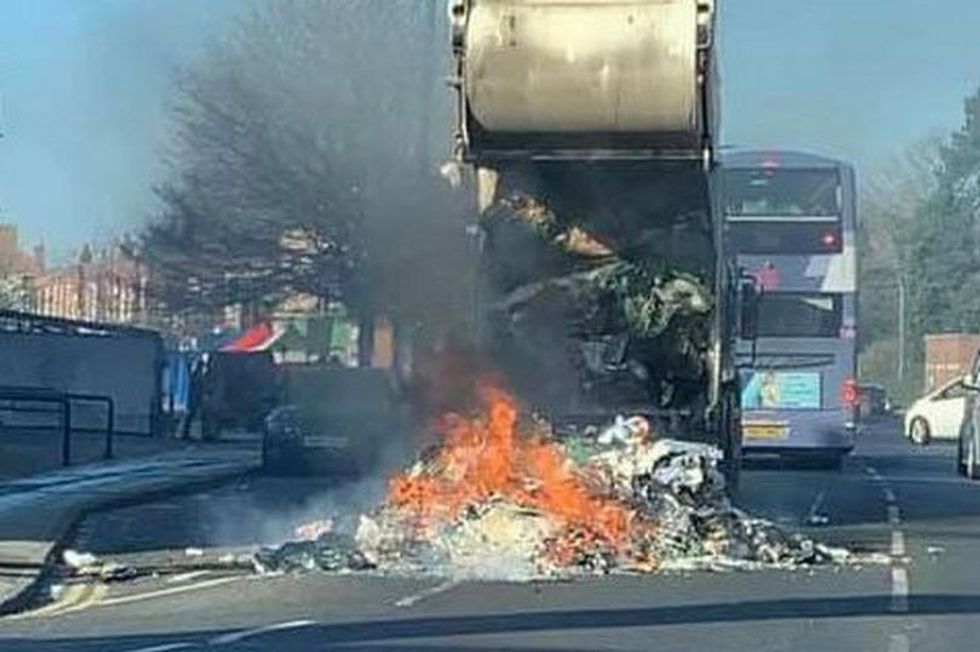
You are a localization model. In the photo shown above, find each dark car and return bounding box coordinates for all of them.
[202,351,282,437]
[858,383,890,420]
[261,367,402,476]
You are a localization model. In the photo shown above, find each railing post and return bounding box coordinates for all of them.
[104,398,115,460]
[61,396,72,466]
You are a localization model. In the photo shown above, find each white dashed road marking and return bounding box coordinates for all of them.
[209,619,316,646]
[123,644,196,652]
[891,531,906,557]
[888,505,901,525]
[890,567,910,613]
[394,579,461,608]
[864,464,913,631]
[888,633,911,652]
[806,489,827,523]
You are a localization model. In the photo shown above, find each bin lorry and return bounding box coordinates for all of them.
[447,0,754,484]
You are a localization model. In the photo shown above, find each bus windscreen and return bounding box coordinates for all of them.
[725,168,841,218]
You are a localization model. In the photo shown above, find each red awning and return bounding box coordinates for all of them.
[220,322,283,352]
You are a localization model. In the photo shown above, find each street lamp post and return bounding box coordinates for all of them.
[897,274,907,384]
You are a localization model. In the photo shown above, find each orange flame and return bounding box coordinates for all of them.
[387,379,637,564]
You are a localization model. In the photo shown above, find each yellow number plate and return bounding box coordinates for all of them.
[744,423,788,440]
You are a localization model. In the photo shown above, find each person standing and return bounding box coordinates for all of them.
[180,354,209,440]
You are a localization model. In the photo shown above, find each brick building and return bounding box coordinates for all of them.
[0,223,44,277]
[33,241,148,325]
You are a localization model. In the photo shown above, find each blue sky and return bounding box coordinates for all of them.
[1,0,979,255]
[0,0,240,259]
[720,1,980,160]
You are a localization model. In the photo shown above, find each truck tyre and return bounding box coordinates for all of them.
[967,434,980,481]
[957,431,966,476]
[909,418,931,446]
[721,387,742,495]
[820,454,845,472]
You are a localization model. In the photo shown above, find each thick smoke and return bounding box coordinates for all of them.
[154,0,480,547]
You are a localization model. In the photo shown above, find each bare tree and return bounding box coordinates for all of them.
[144,0,471,330]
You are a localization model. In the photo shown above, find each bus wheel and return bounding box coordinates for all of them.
[909,418,931,446]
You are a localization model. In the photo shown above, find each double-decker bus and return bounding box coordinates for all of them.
[723,150,858,468]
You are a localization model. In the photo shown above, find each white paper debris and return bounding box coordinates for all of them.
[62,549,98,569]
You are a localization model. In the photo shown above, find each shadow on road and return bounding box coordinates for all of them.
[5,594,980,650]
[78,471,387,555]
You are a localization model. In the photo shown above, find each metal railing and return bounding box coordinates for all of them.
[0,386,115,466]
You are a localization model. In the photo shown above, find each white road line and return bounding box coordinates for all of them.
[394,579,461,608]
[888,505,901,525]
[97,576,241,608]
[868,475,968,486]
[806,489,827,522]
[891,531,906,557]
[873,470,912,623]
[890,567,910,613]
[888,633,911,652]
[122,644,196,652]
[209,619,316,646]
[166,570,211,585]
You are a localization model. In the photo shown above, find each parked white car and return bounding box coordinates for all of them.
[904,377,972,445]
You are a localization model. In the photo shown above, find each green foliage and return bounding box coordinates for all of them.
[593,264,712,339]
[907,88,980,335]
[860,86,980,398]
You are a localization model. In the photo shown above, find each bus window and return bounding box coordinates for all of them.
[727,221,843,254]
[725,168,841,218]
[757,293,843,338]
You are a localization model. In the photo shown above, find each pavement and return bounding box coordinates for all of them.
[0,428,187,481]
[2,418,980,651]
[0,433,261,616]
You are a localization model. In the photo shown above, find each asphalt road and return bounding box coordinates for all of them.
[4,418,980,652]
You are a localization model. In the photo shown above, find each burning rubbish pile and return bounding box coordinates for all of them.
[255,381,850,579]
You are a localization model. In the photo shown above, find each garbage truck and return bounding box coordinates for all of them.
[448,0,755,484]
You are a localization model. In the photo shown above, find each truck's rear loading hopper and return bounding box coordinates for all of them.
[453,0,717,161]
[450,0,738,481]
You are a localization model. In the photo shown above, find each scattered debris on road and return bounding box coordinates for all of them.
[256,381,858,580]
[62,549,139,582]
[253,531,374,574]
